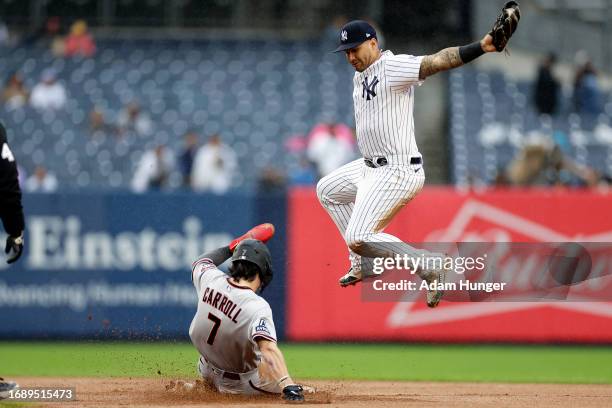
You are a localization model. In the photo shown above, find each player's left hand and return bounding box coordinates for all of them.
[5,233,24,264]
[229,223,275,252]
[480,34,497,53]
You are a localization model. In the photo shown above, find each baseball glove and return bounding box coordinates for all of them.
[489,1,521,52]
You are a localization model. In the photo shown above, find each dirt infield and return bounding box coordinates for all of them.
[9,377,612,408]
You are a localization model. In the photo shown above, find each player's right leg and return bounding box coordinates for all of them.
[316,158,364,277]
[342,164,447,307]
[197,357,215,384]
[197,357,252,395]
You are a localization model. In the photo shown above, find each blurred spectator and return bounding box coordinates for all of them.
[0,20,10,47]
[46,17,69,57]
[258,166,286,193]
[533,53,559,116]
[30,69,66,111]
[548,146,602,187]
[179,131,199,187]
[506,144,552,186]
[131,145,175,193]
[24,166,58,193]
[64,20,96,58]
[505,143,604,187]
[45,17,67,57]
[191,134,237,194]
[117,101,153,136]
[21,15,64,51]
[573,55,601,115]
[289,157,317,186]
[17,165,26,188]
[2,73,29,110]
[284,134,308,154]
[90,108,105,130]
[494,168,510,187]
[307,123,356,177]
[594,118,612,145]
[46,16,61,37]
[89,107,116,137]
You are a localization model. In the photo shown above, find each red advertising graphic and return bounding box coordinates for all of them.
[287,187,612,343]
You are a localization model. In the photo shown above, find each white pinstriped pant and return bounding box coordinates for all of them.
[316,158,427,277]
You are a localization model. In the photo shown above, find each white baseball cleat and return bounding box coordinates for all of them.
[0,378,19,400]
[421,263,448,308]
[339,267,363,287]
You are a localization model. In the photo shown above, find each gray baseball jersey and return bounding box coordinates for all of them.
[353,50,424,162]
[189,257,277,374]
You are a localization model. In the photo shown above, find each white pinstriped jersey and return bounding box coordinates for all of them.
[189,257,277,374]
[353,50,424,163]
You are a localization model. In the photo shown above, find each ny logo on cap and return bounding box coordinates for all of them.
[341,30,348,42]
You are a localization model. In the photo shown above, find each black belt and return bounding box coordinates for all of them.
[223,372,241,381]
[201,356,242,381]
[364,157,422,168]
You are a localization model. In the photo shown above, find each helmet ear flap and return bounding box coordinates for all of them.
[259,264,273,292]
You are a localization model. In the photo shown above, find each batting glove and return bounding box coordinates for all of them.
[282,384,304,402]
[5,233,24,264]
[229,223,275,252]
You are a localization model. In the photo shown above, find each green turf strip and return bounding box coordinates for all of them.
[1,342,611,384]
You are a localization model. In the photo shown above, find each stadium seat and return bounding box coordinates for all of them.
[449,66,612,184]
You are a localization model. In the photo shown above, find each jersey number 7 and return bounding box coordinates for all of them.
[207,313,221,345]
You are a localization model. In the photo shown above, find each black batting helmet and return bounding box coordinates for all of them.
[230,239,273,291]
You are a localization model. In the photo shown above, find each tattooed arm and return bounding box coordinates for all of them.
[418,34,497,80]
[419,47,464,80]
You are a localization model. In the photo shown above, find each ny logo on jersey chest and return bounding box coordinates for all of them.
[362,76,379,101]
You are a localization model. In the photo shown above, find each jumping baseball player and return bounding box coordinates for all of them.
[0,122,25,400]
[188,223,306,402]
[317,3,520,307]
[0,122,25,265]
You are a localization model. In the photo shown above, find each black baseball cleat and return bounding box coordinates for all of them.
[339,267,363,287]
[0,378,19,400]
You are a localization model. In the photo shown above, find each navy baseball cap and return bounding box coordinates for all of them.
[333,20,377,53]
